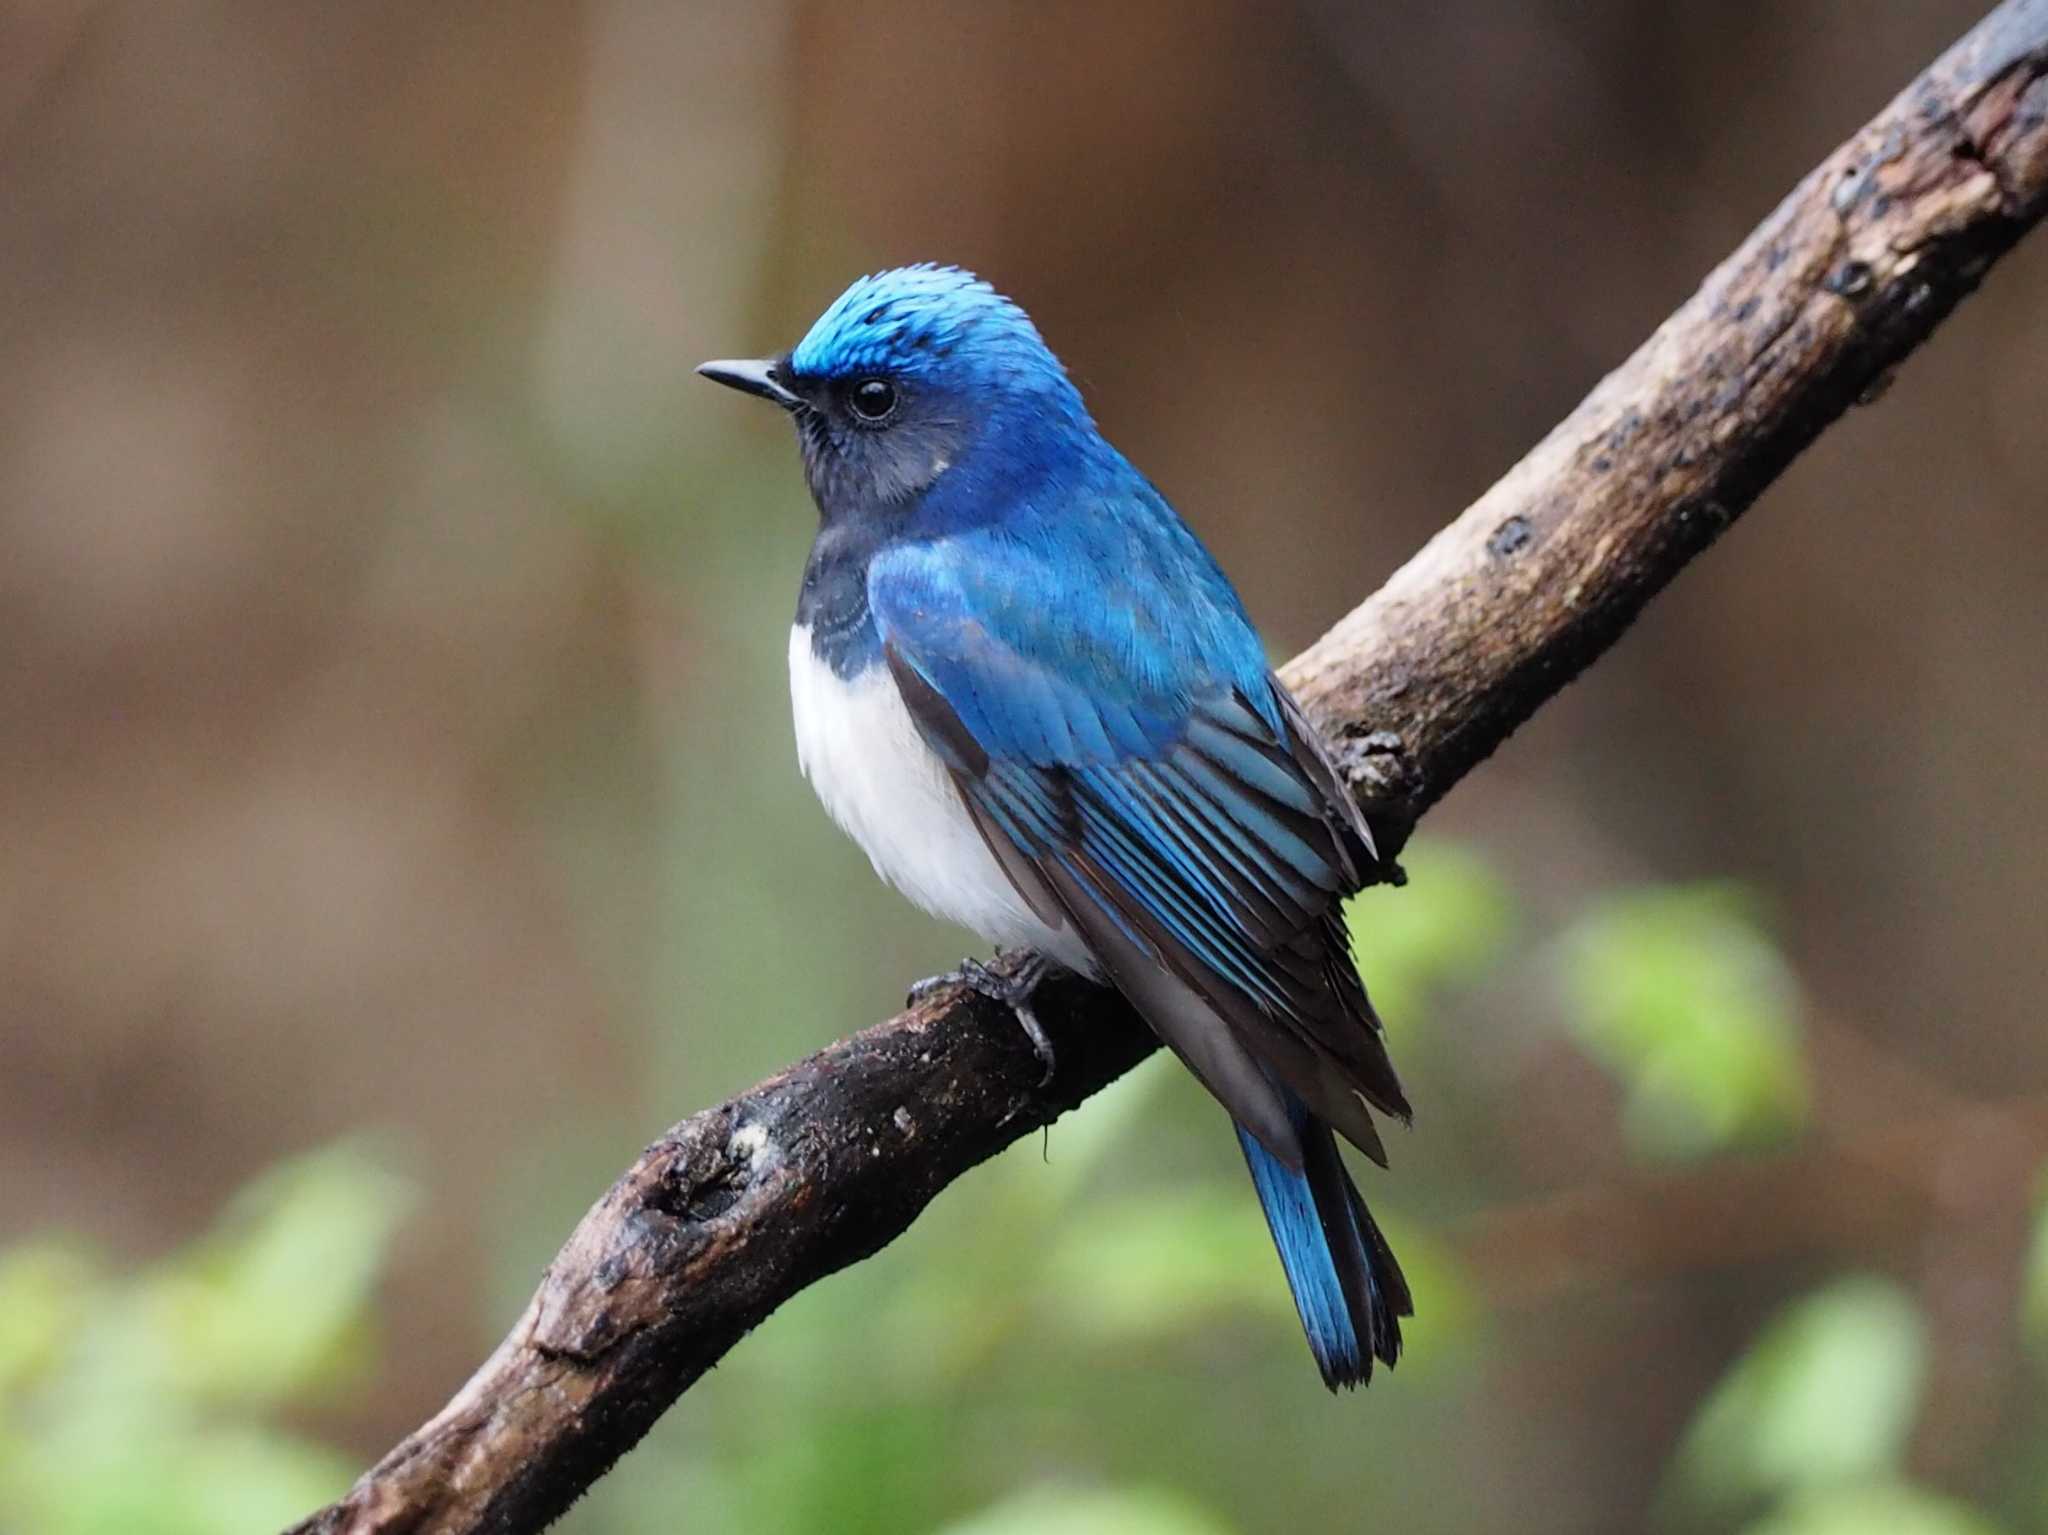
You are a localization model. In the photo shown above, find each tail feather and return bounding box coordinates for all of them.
[1237,1095,1409,1389]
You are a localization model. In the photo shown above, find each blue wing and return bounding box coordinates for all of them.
[868,527,1408,1167]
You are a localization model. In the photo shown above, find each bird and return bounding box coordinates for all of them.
[698,263,1411,1389]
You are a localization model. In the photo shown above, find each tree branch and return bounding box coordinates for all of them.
[291,5,2048,1531]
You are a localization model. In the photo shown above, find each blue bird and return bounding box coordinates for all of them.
[699,264,1412,1388]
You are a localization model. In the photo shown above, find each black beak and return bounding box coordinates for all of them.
[695,357,801,411]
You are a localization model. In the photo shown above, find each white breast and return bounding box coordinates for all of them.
[788,624,1089,971]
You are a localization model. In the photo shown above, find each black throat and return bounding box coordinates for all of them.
[796,518,887,679]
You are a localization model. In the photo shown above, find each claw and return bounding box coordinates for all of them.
[905,972,954,1008]
[907,952,1057,1084]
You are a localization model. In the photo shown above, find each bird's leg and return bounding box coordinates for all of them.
[962,952,1058,1083]
[906,950,1058,1084]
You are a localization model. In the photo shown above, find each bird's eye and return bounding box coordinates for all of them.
[848,378,898,423]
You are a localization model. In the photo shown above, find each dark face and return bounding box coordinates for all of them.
[694,353,976,523]
[783,362,976,520]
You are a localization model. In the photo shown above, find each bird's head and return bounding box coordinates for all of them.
[698,264,1093,521]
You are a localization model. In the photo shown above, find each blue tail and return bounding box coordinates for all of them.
[1237,1094,1410,1389]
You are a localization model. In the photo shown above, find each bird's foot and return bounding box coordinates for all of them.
[904,971,952,1008]
[906,951,1057,1085]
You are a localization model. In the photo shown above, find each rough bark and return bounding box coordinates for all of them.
[290,4,2048,1531]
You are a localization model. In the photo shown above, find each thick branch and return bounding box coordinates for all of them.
[292,6,2048,1532]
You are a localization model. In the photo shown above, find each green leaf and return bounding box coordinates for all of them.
[1035,1186,1477,1375]
[2024,1167,2048,1354]
[998,1055,1179,1215]
[0,1145,408,1535]
[1740,1481,2003,1535]
[1037,1186,1298,1344]
[1558,883,1806,1159]
[0,1243,101,1398]
[1671,1276,1926,1515]
[135,1139,416,1407]
[1345,840,1516,1025]
[938,1485,1239,1535]
[6,1420,355,1535]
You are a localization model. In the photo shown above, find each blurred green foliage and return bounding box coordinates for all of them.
[0,1143,412,1535]
[5,846,2042,1534]
[1557,883,1808,1161]
[1742,1483,2001,1535]
[1343,840,1517,1026]
[936,1485,1239,1535]
[1660,1273,2017,1534]
[2027,1172,2048,1356]
[1670,1276,1927,1520]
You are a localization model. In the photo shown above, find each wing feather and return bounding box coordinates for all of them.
[873,539,1406,1165]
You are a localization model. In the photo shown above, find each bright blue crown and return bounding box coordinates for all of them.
[786,264,1061,386]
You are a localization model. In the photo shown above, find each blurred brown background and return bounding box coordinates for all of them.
[2,4,2044,1533]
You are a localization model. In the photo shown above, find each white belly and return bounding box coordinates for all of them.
[788,625,1089,971]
